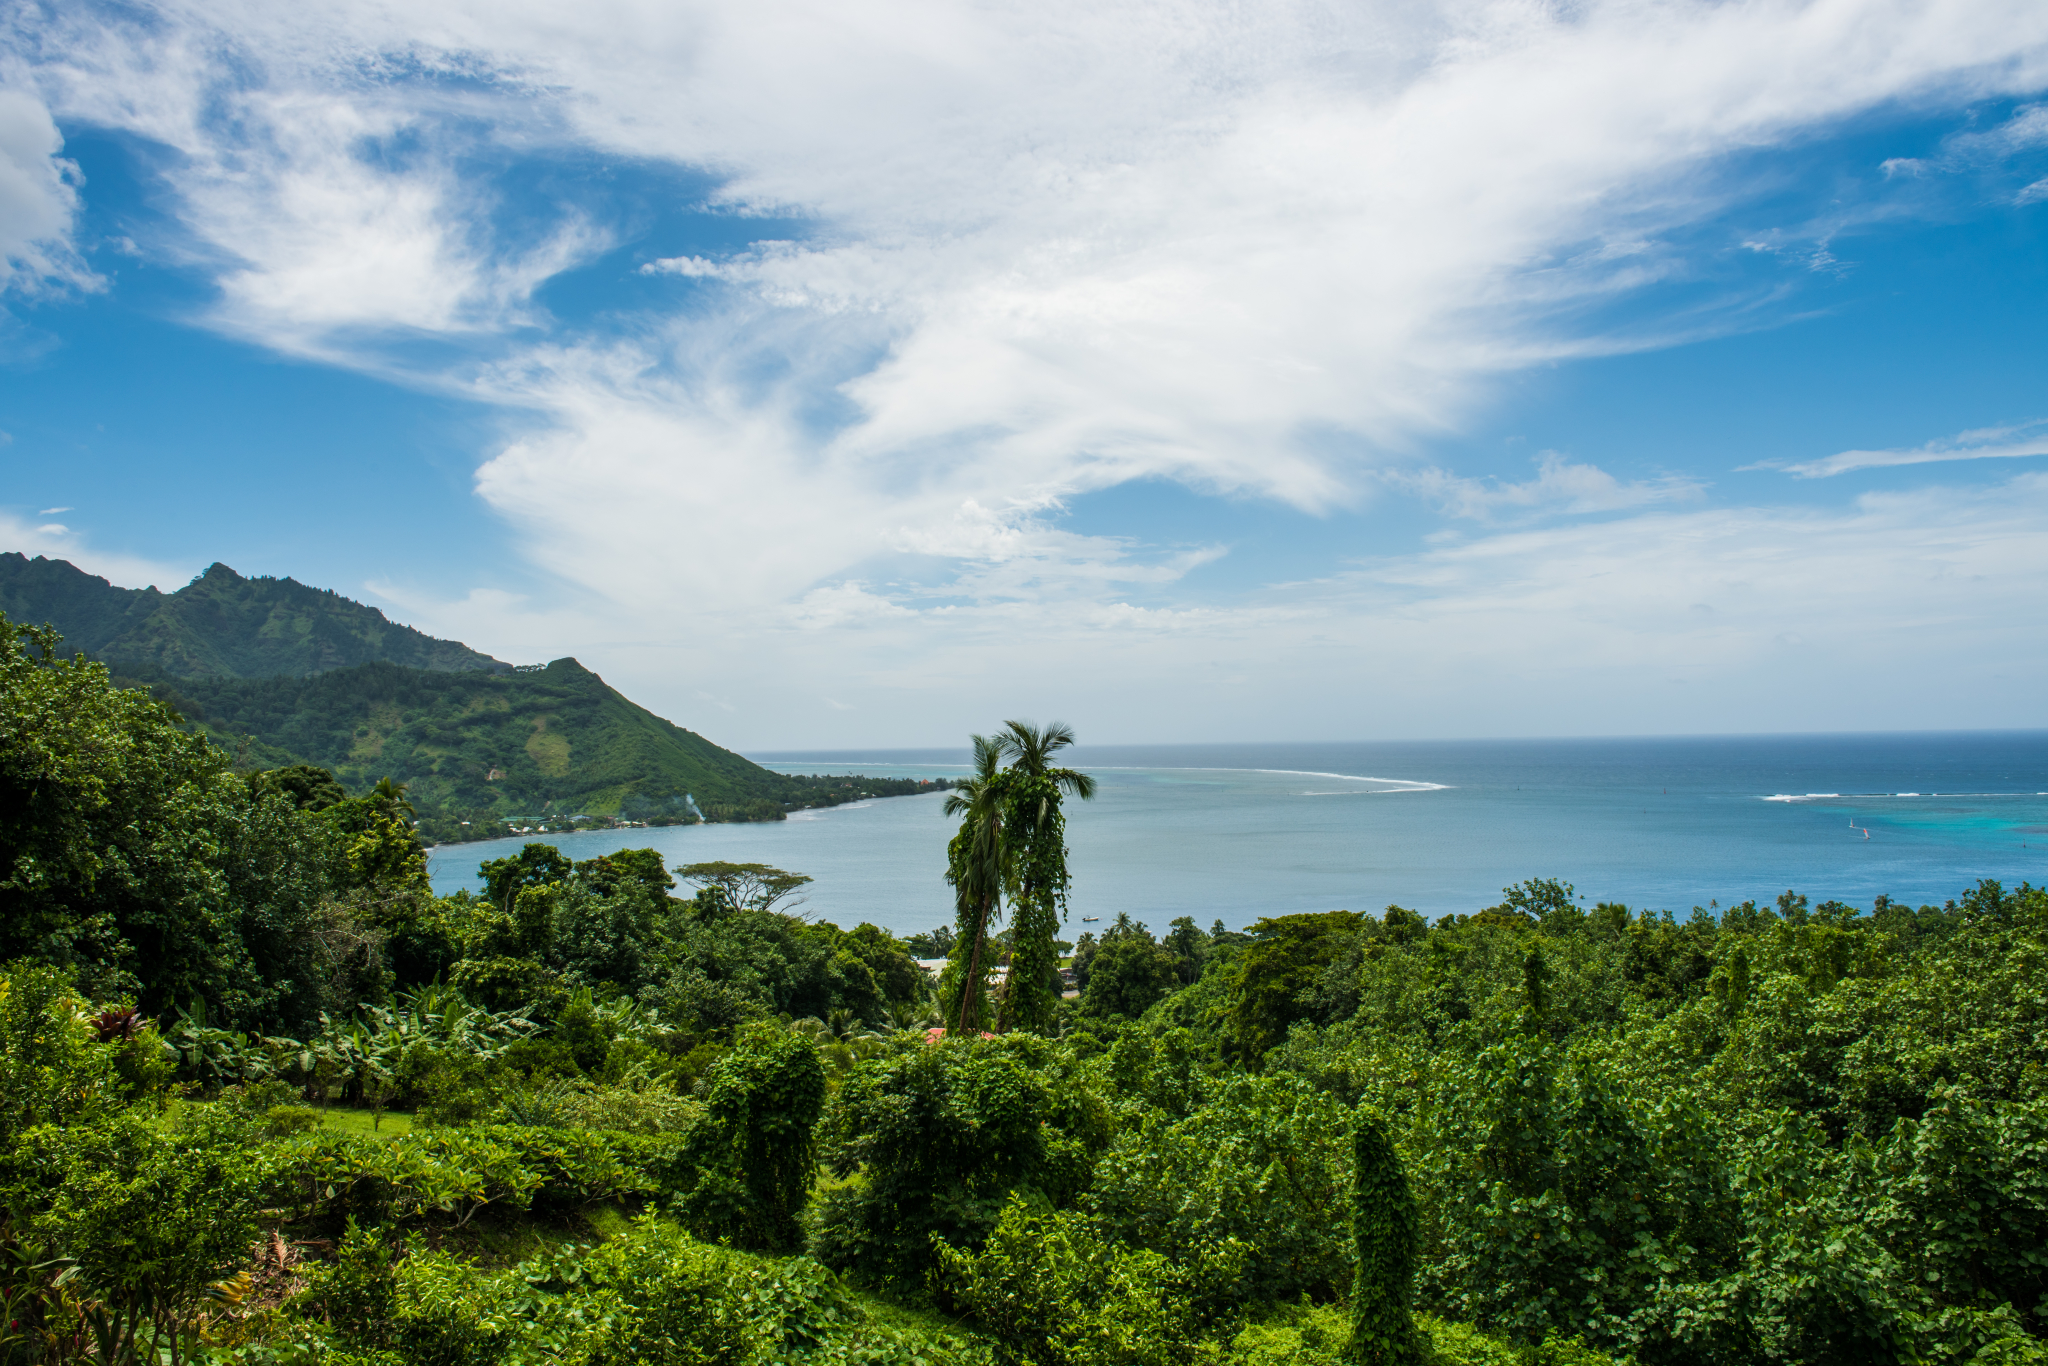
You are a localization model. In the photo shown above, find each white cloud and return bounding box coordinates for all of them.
[1278,473,2048,733]
[17,0,2048,580]
[640,256,725,279]
[363,468,2048,747]
[360,579,590,667]
[791,582,917,630]
[0,512,192,592]
[11,1,2048,741]
[1384,452,1705,520]
[925,473,2048,740]
[18,26,605,358]
[1752,420,2048,478]
[0,88,92,295]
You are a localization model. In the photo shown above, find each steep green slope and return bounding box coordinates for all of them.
[145,657,790,818]
[0,554,506,678]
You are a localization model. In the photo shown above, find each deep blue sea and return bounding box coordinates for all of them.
[427,733,2048,937]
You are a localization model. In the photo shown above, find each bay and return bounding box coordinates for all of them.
[426,731,2048,936]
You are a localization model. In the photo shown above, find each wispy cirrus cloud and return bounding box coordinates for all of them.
[1749,420,2048,478]
[1856,101,2048,204]
[1383,452,1705,521]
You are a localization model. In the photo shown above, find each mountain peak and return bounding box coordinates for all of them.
[0,553,509,680]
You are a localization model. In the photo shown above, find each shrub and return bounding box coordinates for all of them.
[559,1079,701,1135]
[310,1217,576,1366]
[0,962,118,1155]
[810,1035,1101,1288]
[7,1103,266,1364]
[1230,1306,1622,1366]
[936,1192,1247,1366]
[1411,1033,1739,1353]
[264,1104,323,1136]
[490,1126,654,1211]
[1088,1073,1354,1302]
[265,1123,688,1230]
[576,1218,991,1366]
[235,1078,304,1113]
[568,1228,740,1365]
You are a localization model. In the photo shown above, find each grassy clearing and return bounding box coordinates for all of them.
[317,1106,414,1137]
[584,1204,638,1240]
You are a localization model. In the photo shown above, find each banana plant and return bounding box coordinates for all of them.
[163,1002,273,1090]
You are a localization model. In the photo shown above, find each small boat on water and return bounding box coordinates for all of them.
[1081,916,1100,922]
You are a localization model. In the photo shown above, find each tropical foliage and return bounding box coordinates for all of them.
[6,604,2048,1365]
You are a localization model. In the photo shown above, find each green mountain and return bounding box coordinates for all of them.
[135,657,928,825]
[3,554,941,831]
[0,554,507,678]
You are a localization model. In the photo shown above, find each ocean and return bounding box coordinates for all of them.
[426,731,2048,936]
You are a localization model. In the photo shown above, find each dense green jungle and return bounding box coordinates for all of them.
[5,609,2048,1366]
[0,555,945,838]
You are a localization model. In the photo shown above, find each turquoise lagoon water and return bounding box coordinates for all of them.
[427,732,2048,937]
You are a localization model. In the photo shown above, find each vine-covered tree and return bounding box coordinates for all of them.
[991,719,1094,1035]
[1346,1104,1422,1365]
[939,722,1096,1035]
[681,1022,828,1252]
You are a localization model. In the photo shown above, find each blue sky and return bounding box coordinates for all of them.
[3,0,2048,748]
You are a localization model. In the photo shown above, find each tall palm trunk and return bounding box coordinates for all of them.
[943,734,1008,1035]
[959,889,993,1034]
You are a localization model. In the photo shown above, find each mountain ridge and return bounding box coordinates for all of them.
[0,554,509,678]
[2,553,943,831]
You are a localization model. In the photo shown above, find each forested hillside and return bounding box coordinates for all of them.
[1,557,939,827]
[126,655,929,826]
[6,615,2046,1366]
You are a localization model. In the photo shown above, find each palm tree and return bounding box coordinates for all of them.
[370,775,416,823]
[992,720,1095,1034]
[943,734,1010,1034]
